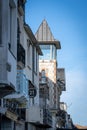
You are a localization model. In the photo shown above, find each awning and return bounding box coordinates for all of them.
[0,81,15,98]
[5,110,18,122]
[5,110,25,124]
[4,93,28,103]
[0,107,25,124]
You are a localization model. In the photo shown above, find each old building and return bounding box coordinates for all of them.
[0,0,18,129]
[0,0,26,129]
[0,0,43,130]
[24,23,43,130]
[0,0,17,98]
[0,0,73,129]
[35,19,66,129]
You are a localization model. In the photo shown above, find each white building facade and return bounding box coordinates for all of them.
[0,0,43,129]
[0,0,17,98]
[0,1,73,130]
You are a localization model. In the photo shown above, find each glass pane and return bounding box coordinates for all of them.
[39,44,57,60]
[39,45,50,60]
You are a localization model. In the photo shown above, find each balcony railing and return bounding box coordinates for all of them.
[26,105,43,124]
[57,68,66,91]
[43,108,52,127]
[26,106,52,128]
[0,99,26,122]
[17,43,25,68]
[16,70,28,97]
[3,70,28,107]
[57,79,66,91]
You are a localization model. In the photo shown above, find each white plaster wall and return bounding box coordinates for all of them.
[7,50,17,89]
[26,106,43,124]
[34,53,39,105]
[7,0,17,89]
[39,60,57,108]
[15,123,25,130]
[28,123,36,130]
[23,28,40,106]
[0,0,17,89]
[52,116,56,129]
[23,30,32,81]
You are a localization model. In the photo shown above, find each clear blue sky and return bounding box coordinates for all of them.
[25,0,87,126]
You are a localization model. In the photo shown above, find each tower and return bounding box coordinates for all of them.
[35,19,61,110]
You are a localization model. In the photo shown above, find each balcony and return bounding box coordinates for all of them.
[57,79,65,91]
[56,109,66,128]
[16,70,28,98]
[26,106,52,128]
[0,99,25,123]
[57,68,66,91]
[4,70,28,105]
[39,71,47,85]
[16,108,26,120]
[26,106,43,125]
[39,84,49,100]
[0,82,15,98]
[43,108,52,128]
[17,43,25,69]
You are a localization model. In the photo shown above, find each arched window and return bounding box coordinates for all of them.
[41,70,46,83]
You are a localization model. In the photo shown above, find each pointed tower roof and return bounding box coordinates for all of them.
[35,19,61,49]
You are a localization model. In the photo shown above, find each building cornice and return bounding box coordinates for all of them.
[24,23,43,55]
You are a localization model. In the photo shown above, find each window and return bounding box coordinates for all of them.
[34,47,37,73]
[27,39,32,69]
[39,45,50,60]
[34,47,36,72]
[9,2,17,57]
[30,44,32,68]
[17,19,20,44]
[51,45,56,59]
[9,4,12,49]
[41,70,46,83]
[27,39,30,67]
[39,44,57,60]
[36,52,38,73]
